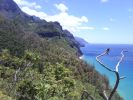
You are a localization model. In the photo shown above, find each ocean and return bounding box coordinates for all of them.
[80,44,133,100]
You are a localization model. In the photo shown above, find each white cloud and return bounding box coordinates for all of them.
[44,11,89,32]
[13,0,41,9]
[55,3,68,12]
[45,12,88,26]
[13,0,90,34]
[102,27,110,31]
[21,7,47,18]
[101,0,109,3]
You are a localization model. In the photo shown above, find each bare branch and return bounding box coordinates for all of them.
[96,48,126,100]
[14,67,20,82]
[99,90,108,100]
[96,48,114,72]
[120,76,126,80]
[115,50,125,72]
[81,90,95,100]
[108,71,119,100]
[103,90,108,100]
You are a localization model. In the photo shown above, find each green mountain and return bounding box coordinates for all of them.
[0,0,123,100]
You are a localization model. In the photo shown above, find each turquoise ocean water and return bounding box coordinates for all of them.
[81,44,133,100]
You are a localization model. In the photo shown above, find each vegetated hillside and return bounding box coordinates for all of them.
[0,0,123,100]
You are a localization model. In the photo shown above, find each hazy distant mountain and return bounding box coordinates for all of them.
[75,37,89,47]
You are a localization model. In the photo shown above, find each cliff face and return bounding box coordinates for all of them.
[0,0,82,56]
[63,30,83,56]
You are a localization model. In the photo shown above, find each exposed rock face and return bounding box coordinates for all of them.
[35,21,63,38]
[63,30,83,56]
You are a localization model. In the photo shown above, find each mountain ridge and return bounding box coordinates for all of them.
[0,0,83,56]
[0,0,123,100]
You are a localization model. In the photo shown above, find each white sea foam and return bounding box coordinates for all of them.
[79,55,83,59]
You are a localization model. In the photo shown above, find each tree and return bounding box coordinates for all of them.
[96,49,127,100]
[81,48,126,100]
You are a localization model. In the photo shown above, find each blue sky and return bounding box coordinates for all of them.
[14,0,133,44]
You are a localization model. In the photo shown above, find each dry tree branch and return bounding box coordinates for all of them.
[99,90,108,100]
[120,76,126,80]
[81,90,95,100]
[96,48,126,100]
[14,67,20,82]
[115,50,125,72]
[96,48,114,72]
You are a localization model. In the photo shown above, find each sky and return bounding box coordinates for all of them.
[13,0,133,44]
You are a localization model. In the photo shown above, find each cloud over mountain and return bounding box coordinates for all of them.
[13,0,93,33]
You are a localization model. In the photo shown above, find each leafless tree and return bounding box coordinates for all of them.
[96,48,127,100]
[81,90,94,100]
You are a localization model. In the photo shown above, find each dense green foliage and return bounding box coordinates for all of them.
[0,49,123,100]
[0,0,123,99]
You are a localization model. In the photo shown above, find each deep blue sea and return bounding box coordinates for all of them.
[81,44,133,100]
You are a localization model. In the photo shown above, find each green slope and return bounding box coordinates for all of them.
[0,0,123,99]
